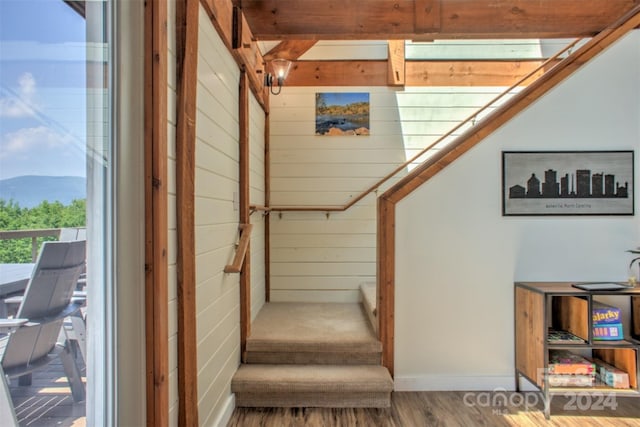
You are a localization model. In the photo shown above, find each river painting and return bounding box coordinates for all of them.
[315,92,370,136]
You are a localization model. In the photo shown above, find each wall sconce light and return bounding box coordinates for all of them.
[265,58,292,95]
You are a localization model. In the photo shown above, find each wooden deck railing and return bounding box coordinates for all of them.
[224,224,253,273]
[263,38,582,213]
[0,228,62,262]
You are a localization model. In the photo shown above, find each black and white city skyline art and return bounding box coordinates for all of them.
[502,151,634,216]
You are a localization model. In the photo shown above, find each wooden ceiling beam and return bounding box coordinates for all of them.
[236,0,637,40]
[263,40,317,61]
[284,59,558,87]
[415,0,441,33]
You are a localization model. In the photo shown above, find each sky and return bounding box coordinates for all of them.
[0,0,87,181]
[321,92,369,107]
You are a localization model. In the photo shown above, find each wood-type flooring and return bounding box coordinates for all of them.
[228,391,640,426]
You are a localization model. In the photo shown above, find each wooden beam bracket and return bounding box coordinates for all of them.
[224,223,254,274]
[387,40,406,86]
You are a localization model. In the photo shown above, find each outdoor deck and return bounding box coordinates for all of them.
[8,356,86,426]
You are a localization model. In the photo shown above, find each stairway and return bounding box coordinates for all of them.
[231,301,393,408]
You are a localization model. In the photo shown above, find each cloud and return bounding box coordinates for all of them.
[0,72,39,118]
[0,126,74,159]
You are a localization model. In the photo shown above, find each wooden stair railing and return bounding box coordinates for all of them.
[259,38,582,214]
[377,4,640,376]
[224,223,253,273]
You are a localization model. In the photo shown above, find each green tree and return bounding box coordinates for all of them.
[0,199,86,263]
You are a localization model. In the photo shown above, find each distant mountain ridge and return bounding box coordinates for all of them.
[0,175,86,208]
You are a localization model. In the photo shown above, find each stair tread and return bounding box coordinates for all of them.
[247,302,379,353]
[232,364,393,393]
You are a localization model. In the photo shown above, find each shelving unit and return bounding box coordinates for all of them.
[515,282,640,419]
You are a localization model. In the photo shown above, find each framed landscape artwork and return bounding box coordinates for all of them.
[315,92,370,136]
[502,151,634,216]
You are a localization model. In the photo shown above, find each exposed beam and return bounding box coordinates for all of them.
[237,0,637,40]
[175,0,199,425]
[233,6,266,100]
[201,0,267,108]
[414,0,441,33]
[263,40,318,61]
[387,41,405,86]
[285,60,556,87]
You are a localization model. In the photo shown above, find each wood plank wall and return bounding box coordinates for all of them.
[192,5,263,425]
[269,85,516,302]
[249,93,267,318]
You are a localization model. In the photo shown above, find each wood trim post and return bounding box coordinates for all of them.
[377,196,395,376]
[144,0,168,425]
[239,70,251,360]
[175,0,199,424]
[264,99,271,302]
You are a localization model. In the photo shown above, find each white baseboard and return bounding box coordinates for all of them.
[208,393,235,427]
[394,374,538,392]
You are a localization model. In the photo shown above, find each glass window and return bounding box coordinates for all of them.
[0,0,113,424]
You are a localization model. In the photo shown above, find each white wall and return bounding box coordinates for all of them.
[269,84,516,302]
[394,30,640,391]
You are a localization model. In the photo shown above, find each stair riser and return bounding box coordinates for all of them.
[235,392,391,408]
[246,351,381,365]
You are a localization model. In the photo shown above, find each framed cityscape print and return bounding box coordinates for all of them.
[502,151,634,216]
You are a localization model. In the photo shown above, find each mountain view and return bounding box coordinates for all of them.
[0,175,86,208]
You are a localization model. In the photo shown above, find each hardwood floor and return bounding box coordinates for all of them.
[228,391,640,426]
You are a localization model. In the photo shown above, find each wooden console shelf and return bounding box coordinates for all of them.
[515,282,640,419]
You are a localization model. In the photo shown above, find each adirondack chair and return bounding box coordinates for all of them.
[0,240,86,426]
[57,228,88,361]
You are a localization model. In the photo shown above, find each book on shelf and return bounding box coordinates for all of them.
[548,374,595,388]
[547,328,586,344]
[592,358,630,389]
[548,350,596,375]
[592,301,624,340]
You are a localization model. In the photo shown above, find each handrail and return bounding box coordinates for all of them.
[268,38,583,212]
[249,205,270,214]
[0,228,62,261]
[224,223,253,273]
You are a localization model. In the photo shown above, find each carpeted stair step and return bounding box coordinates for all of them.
[246,302,381,365]
[359,282,377,334]
[231,364,393,408]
